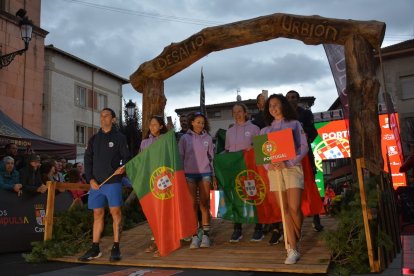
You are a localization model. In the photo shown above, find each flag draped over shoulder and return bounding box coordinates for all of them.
[125,131,197,256]
[214,149,323,224]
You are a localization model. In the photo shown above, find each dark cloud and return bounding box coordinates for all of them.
[41,0,414,116]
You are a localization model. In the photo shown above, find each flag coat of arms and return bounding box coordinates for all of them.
[125,131,197,256]
[214,149,323,224]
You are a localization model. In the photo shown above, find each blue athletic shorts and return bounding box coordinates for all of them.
[88,182,123,209]
[185,173,212,183]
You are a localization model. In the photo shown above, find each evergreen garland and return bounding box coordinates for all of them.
[23,191,145,263]
[322,176,394,276]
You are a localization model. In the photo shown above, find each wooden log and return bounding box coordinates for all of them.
[44,181,56,241]
[356,159,380,272]
[55,182,90,191]
[130,13,385,92]
[345,35,383,171]
[142,78,166,137]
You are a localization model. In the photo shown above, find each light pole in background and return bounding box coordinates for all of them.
[123,99,141,156]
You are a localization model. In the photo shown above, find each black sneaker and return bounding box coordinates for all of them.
[109,246,122,262]
[250,228,264,242]
[78,247,102,262]
[229,229,243,242]
[268,229,283,245]
[312,222,324,232]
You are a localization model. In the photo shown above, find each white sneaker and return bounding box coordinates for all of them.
[190,236,200,249]
[200,235,211,248]
[284,249,300,264]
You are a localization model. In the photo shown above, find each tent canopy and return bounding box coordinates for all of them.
[0,110,76,160]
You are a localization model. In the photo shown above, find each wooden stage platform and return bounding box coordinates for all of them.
[51,216,334,274]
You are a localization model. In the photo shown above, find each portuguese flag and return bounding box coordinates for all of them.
[214,149,323,224]
[125,131,197,256]
[214,148,281,224]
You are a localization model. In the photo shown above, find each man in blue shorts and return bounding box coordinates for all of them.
[78,108,130,262]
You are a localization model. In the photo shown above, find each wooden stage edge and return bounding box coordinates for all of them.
[50,216,335,274]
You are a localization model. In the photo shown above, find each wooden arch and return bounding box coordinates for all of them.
[130,13,399,271]
[130,12,385,169]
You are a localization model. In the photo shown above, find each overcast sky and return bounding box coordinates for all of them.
[40,0,414,121]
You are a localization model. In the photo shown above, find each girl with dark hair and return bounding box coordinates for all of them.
[260,94,308,265]
[140,115,168,151]
[225,103,263,242]
[140,115,168,257]
[178,112,215,249]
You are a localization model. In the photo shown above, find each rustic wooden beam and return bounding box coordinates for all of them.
[141,78,166,137]
[345,35,383,171]
[130,13,385,92]
[44,182,90,241]
[44,181,56,241]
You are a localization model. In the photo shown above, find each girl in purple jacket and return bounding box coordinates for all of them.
[260,94,308,265]
[140,115,167,152]
[178,112,215,249]
[141,115,167,257]
[225,103,263,243]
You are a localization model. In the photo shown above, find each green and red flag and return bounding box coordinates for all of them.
[125,130,197,256]
[214,149,323,224]
[214,149,281,224]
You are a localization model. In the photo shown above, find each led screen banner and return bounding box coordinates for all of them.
[311,114,406,195]
[311,120,350,196]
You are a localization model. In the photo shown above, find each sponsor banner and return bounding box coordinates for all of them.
[379,114,406,188]
[253,129,296,165]
[0,190,73,253]
[311,114,406,191]
[323,44,349,120]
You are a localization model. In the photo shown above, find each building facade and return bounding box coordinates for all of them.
[0,0,48,134]
[43,45,128,160]
[175,95,315,136]
[377,39,414,158]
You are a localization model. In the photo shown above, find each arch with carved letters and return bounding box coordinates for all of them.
[130,13,385,170]
[130,12,393,272]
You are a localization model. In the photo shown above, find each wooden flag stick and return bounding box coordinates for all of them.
[98,165,125,189]
[278,181,289,250]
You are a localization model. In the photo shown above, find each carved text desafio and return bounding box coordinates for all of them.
[156,35,204,70]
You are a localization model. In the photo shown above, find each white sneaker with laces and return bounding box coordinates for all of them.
[190,236,200,249]
[284,248,300,264]
[200,234,211,248]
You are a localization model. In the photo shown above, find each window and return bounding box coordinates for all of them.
[404,117,414,143]
[207,110,221,118]
[0,0,9,12]
[75,125,86,144]
[400,75,414,100]
[97,93,107,110]
[75,85,87,107]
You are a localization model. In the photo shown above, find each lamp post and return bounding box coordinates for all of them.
[125,99,136,121]
[123,99,140,156]
[0,9,33,69]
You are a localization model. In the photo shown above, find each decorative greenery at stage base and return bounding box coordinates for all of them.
[322,176,394,276]
[23,191,145,263]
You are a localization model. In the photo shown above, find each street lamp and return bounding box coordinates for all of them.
[125,99,136,119]
[0,9,33,69]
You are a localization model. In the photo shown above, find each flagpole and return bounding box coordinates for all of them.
[277,179,289,250]
[97,165,125,189]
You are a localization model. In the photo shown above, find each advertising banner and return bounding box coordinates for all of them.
[0,190,73,253]
[311,115,406,193]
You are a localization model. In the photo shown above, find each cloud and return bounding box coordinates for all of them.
[41,0,414,120]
